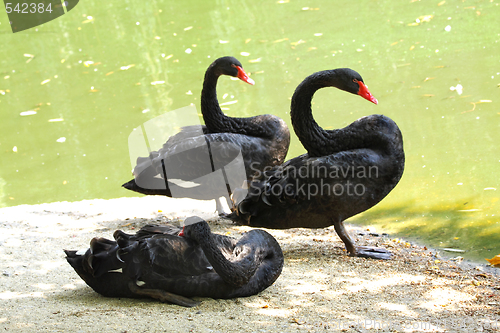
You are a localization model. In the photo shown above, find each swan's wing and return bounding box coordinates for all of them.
[162,125,209,148]
[114,230,214,280]
[133,224,182,239]
[235,149,399,225]
[135,128,278,179]
[129,132,279,201]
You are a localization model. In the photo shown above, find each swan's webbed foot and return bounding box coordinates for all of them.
[333,220,392,260]
[219,211,238,220]
[350,246,392,260]
[218,212,232,219]
[128,282,200,307]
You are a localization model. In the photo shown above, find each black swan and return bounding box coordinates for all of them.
[230,68,405,260]
[65,216,284,307]
[122,57,290,214]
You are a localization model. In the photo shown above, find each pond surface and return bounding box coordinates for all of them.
[1,0,499,262]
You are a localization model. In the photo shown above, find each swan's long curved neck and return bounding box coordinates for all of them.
[200,67,273,138]
[290,70,370,157]
[201,69,228,132]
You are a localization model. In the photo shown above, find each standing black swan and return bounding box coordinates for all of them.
[65,216,284,307]
[230,68,405,259]
[122,57,290,214]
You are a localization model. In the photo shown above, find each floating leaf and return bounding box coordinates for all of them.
[24,53,34,63]
[41,79,51,85]
[82,16,95,24]
[450,84,463,95]
[408,15,434,26]
[290,40,306,46]
[20,111,37,116]
[220,100,238,106]
[120,64,135,70]
[273,38,288,43]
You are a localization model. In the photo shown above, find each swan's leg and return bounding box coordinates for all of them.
[333,220,356,255]
[333,220,392,260]
[128,281,200,307]
[215,196,233,216]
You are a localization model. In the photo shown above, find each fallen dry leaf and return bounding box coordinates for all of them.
[485,255,500,267]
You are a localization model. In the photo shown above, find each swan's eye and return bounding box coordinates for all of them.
[353,79,358,83]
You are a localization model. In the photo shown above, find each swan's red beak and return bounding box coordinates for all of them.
[235,66,255,85]
[179,227,185,237]
[357,81,378,105]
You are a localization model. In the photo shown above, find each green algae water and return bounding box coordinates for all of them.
[1,0,499,262]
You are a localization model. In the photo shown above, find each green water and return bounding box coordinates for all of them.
[1,0,499,262]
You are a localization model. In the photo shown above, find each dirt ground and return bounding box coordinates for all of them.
[0,196,499,332]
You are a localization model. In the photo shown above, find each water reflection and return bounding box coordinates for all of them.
[1,0,499,260]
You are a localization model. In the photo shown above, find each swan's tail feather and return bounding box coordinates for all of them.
[122,179,172,196]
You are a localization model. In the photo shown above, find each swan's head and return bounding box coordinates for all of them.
[179,216,210,239]
[213,56,255,85]
[335,68,378,105]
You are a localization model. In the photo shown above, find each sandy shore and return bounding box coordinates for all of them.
[0,196,498,332]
